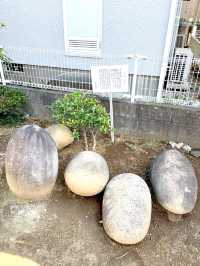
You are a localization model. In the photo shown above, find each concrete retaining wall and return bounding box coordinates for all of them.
[12,86,200,147]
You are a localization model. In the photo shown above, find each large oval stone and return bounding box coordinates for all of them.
[103,173,152,244]
[151,149,198,214]
[46,124,74,150]
[6,125,58,200]
[0,252,40,266]
[64,151,109,196]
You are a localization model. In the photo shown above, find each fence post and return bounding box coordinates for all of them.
[131,57,139,103]
[0,60,6,85]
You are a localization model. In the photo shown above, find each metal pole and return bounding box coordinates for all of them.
[127,54,147,103]
[109,90,114,143]
[0,60,6,85]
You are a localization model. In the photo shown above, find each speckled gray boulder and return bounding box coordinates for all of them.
[6,125,58,200]
[103,173,152,245]
[151,149,198,214]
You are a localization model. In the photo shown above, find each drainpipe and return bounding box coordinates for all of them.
[156,0,180,102]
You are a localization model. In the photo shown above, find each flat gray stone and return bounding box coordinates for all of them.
[102,173,152,245]
[151,149,198,215]
[191,149,200,158]
[167,212,183,223]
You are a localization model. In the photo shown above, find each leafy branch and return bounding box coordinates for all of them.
[51,92,111,151]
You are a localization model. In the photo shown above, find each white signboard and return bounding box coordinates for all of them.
[91,65,128,144]
[91,65,129,93]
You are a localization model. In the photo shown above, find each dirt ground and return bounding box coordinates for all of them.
[0,122,199,266]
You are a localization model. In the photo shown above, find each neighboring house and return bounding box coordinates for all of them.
[0,0,183,98]
[177,0,200,49]
[181,0,200,21]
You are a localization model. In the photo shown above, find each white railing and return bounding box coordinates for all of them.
[162,56,200,106]
[0,46,200,107]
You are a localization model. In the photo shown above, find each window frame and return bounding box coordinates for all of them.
[63,0,102,57]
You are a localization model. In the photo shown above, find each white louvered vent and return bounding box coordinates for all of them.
[195,24,200,41]
[68,38,98,53]
[169,48,193,82]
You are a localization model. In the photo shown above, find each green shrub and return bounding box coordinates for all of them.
[0,86,27,125]
[51,92,110,150]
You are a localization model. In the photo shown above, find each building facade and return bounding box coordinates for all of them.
[0,0,182,99]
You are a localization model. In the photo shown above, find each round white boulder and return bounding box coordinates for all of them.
[46,124,74,150]
[151,149,198,214]
[64,151,109,196]
[103,173,152,245]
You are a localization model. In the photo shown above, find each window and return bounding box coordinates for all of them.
[176,34,185,48]
[63,0,102,56]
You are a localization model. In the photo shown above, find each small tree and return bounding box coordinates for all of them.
[51,92,110,151]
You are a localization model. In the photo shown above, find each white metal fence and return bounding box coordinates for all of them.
[0,46,200,107]
[163,56,200,106]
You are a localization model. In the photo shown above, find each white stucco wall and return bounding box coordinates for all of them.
[0,0,175,75]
